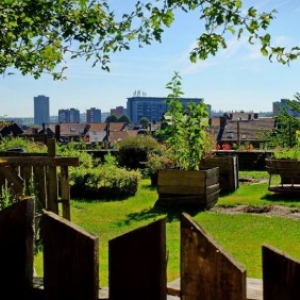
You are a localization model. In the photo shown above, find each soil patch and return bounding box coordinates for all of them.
[211,205,300,219]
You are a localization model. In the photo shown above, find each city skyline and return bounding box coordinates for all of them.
[1,0,300,118]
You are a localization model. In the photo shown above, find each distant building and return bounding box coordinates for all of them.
[69,108,80,123]
[86,107,101,123]
[58,108,80,123]
[110,106,125,117]
[58,109,69,123]
[34,95,50,125]
[273,99,300,117]
[127,96,210,124]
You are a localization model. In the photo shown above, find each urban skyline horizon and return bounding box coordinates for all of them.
[1,1,299,118]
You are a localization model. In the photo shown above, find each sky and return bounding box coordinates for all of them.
[1,0,300,118]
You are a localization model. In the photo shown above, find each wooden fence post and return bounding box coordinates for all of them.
[0,199,35,298]
[263,244,300,300]
[181,213,247,300]
[109,218,167,300]
[42,210,99,300]
[47,138,59,214]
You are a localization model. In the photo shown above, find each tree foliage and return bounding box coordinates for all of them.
[1,0,299,79]
[105,114,118,123]
[157,72,209,170]
[139,117,150,128]
[118,114,132,124]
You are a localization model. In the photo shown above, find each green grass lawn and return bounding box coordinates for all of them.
[34,172,300,286]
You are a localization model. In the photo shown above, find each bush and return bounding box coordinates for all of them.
[69,164,141,200]
[0,136,47,153]
[116,135,163,169]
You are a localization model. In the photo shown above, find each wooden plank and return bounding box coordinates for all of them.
[47,165,59,214]
[158,169,206,185]
[33,166,47,209]
[158,185,206,195]
[0,166,24,195]
[109,218,167,300]
[263,244,300,300]
[60,166,71,220]
[42,210,99,300]
[202,157,238,194]
[47,138,56,157]
[205,173,219,186]
[0,156,79,167]
[181,213,246,300]
[158,183,219,196]
[0,199,35,298]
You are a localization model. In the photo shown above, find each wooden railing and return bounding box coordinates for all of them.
[0,138,79,220]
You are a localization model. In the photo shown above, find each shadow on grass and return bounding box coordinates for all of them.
[126,203,205,223]
[261,192,300,202]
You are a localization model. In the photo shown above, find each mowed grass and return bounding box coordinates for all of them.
[34,172,300,286]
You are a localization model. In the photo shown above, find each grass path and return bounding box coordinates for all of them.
[35,175,300,287]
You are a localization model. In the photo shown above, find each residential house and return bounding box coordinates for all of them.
[84,123,107,144]
[216,117,276,149]
[0,122,23,139]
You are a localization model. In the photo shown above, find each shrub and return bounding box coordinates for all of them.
[116,135,163,169]
[0,136,47,153]
[69,164,141,200]
[57,142,94,168]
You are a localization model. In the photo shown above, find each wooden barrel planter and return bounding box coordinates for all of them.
[155,167,220,209]
[266,159,300,194]
[201,156,239,195]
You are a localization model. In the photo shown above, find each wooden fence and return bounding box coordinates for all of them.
[1,199,300,299]
[0,138,79,220]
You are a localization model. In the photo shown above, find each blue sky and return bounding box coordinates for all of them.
[1,0,300,118]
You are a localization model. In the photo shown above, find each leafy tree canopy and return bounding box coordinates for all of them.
[1,0,299,79]
[139,117,151,128]
[105,114,118,122]
[118,114,132,124]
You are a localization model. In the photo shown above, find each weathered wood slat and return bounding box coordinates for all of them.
[42,210,99,300]
[48,166,58,214]
[181,213,247,300]
[0,166,24,194]
[33,166,47,209]
[0,199,34,298]
[159,183,219,196]
[109,218,167,300]
[60,166,70,220]
[158,169,207,187]
[263,244,300,300]
[0,156,79,167]
[202,156,239,194]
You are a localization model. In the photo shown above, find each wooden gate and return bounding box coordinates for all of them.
[0,138,79,220]
[1,199,300,299]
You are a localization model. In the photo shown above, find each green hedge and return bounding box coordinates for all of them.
[69,165,141,200]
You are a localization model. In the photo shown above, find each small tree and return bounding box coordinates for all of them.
[105,114,118,123]
[139,117,151,129]
[157,72,209,170]
[118,115,132,124]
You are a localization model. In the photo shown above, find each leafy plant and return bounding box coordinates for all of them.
[69,161,141,200]
[268,93,300,160]
[0,1,298,79]
[157,72,209,170]
[143,151,177,176]
[116,135,164,170]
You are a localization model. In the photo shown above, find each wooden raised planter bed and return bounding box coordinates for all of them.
[201,155,239,195]
[266,158,300,194]
[155,167,220,209]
